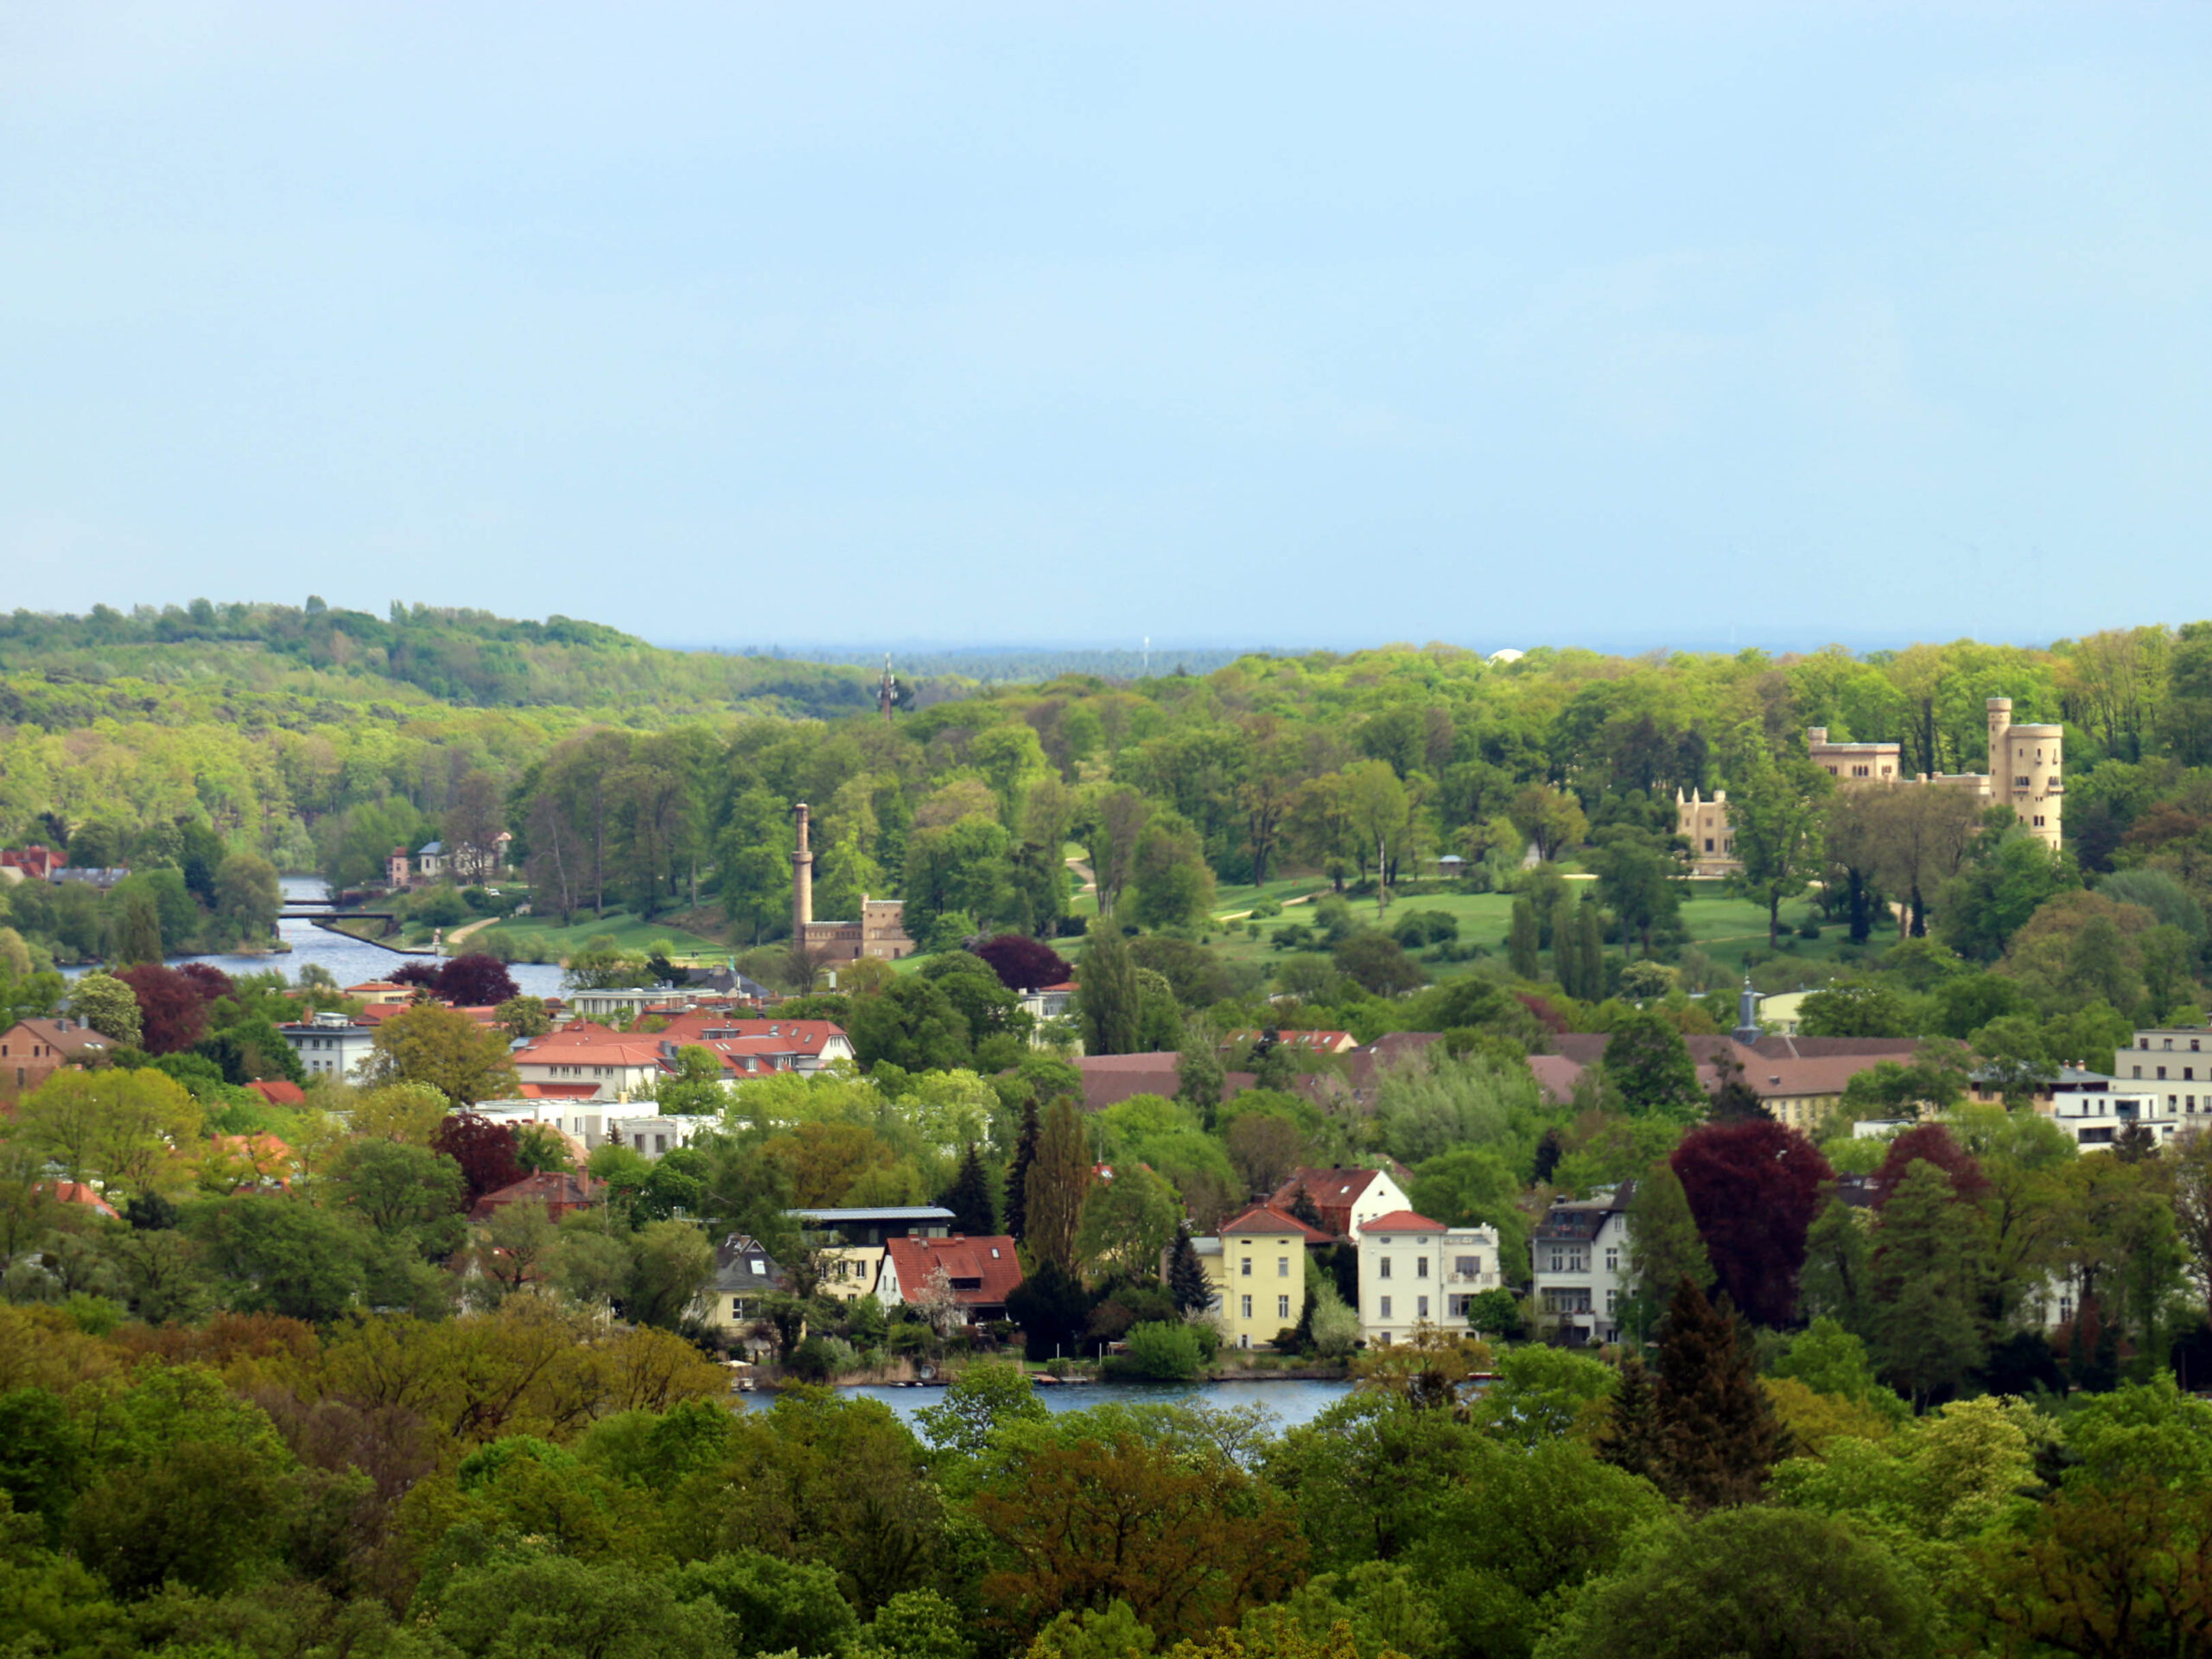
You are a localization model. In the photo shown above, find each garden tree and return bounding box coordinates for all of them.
[1075,1163,1185,1281]
[476,1197,559,1298]
[1129,812,1218,930]
[348,1079,452,1144]
[922,950,1033,1064]
[1872,1122,1988,1206]
[1340,760,1412,913]
[1536,1506,1934,1659]
[1703,1052,1769,1122]
[10,1067,200,1193]
[113,887,164,966]
[494,995,552,1039]
[2050,1150,2188,1365]
[1622,1161,1713,1341]
[1867,1160,1993,1408]
[432,1110,526,1205]
[846,976,973,1072]
[1079,784,1152,919]
[1798,1196,1875,1334]
[913,1360,1052,1467]
[1167,1224,1215,1313]
[442,765,509,881]
[1226,1113,1308,1198]
[1603,1008,1706,1121]
[1854,778,1984,940]
[905,816,1015,939]
[2170,1128,2212,1327]
[1727,751,1830,947]
[512,1122,573,1174]
[435,952,520,1007]
[367,1002,520,1103]
[1505,897,1540,981]
[1077,923,1143,1057]
[626,1217,717,1328]
[1509,785,1586,862]
[117,963,210,1053]
[1841,1042,1976,1122]
[1999,889,2164,1018]
[941,1144,998,1236]
[976,933,1073,992]
[1940,816,2079,960]
[331,1137,467,1235]
[1671,1121,1833,1328]
[974,1421,1305,1643]
[1006,1259,1093,1361]
[1471,1345,1619,1447]
[1797,981,1916,1038]
[654,1044,729,1116]
[1024,1097,1092,1273]
[1586,824,1684,957]
[1407,1147,1527,1275]
[1652,1277,1788,1510]
[188,1194,373,1321]
[1823,787,1888,944]
[64,972,141,1046]
[213,851,282,943]
[1176,1024,1229,1125]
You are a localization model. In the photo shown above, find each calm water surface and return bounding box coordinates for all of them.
[64,875,567,997]
[840,1377,1354,1430]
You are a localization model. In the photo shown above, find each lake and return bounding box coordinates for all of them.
[841,1377,1355,1431]
[64,875,569,998]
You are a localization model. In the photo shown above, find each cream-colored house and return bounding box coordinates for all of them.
[1357,1211,1503,1344]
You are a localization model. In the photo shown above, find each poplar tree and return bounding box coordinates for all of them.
[1507,896,1541,981]
[1654,1277,1786,1510]
[1869,1159,1991,1408]
[1023,1096,1090,1273]
[1077,924,1142,1056]
[1004,1099,1041,1241]
[1576,896,1606,1001]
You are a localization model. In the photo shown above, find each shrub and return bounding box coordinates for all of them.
[1122,1321,1205,1382]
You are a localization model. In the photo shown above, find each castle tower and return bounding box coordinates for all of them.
[1987,698,2012,789]
[1987,696,2063,852]
[791,802,814,939]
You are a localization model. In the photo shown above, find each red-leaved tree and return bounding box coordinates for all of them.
[176,963,235,1004]
[435,954,519,1007]
[975,935,1074,993]
[430,1111,524,1206]
[1671,1120,1832,1327]
[389,960,442,990]
[1872,1123,1989,1208]
[118,963,212,1054]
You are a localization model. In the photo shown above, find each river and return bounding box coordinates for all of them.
[64,875,568,998]
[840,1377,1354,1431]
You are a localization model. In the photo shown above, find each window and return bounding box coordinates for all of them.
[749,1259,766,1276]
[1416,1257,1429,1278]
[1447,1294,1472,1317]
[2015,776,2031,788]
[2136,1066,2145,1078]
[1380,1257,1393,1280]
[1380,1296,1393,1319]
[1417,1295,1429,1318]
[733,1298,744,1319]
[1605,1247,1619,1272]
[1278,1295,1291,1320]
[1704,838,1714,852]
[1241,1256,1252,1277]
[1278,1255,1289,1277]
[1454,1255,1481,1277]
[1241,1295,1252,1319]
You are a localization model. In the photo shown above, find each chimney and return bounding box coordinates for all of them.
[791,802,814,937]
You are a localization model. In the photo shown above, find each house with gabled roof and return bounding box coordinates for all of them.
[1357,1209,1503,1344]
[1268,1165,1414,1241]
[469,1170,601,1224]
[1,1017,111,1101]
[1203,1202,1335,1350]
[876,1233,1024,1325]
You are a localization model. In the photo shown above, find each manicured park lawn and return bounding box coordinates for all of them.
[472,908,733,964]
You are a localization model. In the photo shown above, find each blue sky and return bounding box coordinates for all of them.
[3,3,2208,652]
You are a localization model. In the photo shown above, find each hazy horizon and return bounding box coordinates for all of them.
[5,4,2209,646]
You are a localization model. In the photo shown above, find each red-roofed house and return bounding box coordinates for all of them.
[875,1234,1023,1325]
[470,1171,602,1224]
[244,1079,307,1106]
[1229,1028,1357,1057]
[1357,1210,1503,1344]
[649,1014,853,1075]
[1073,1052,1256,1113]
[0,846,65,882]
[1,1017,111,1102]
[1268,1166,1415,1241]
[35,1180,118,1219]
[1210,1203,1330,1349]
[512,1031,671,1101]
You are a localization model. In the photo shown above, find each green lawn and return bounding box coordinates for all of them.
[473,908,733,965]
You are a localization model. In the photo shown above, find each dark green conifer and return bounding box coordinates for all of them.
[1654,1277,1787,1510]
[1004,1099,1041,1241]
[1166,1224,1214,1314]
[1597,1352,1662,1484]
[941,1144,996,1236]
[1507,896,1541,981]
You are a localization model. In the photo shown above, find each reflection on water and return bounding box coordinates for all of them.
[63,875,567,999]
[842,1377,1354,1431]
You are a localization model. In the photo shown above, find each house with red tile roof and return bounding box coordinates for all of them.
[649,1014,853,1074]
[1268,1166,1416,1241]
[35,1180,118,1219]
[1208,1203,1332,1350]
[876,1233,1023,1325]
[0,846,66,882]
[469,1170,602,1224]
[243,1079,307,1106]
[1072,1052,1257,1113]
[1,1017,111,1101]
[1357,1210,1503,1344]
